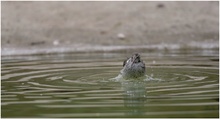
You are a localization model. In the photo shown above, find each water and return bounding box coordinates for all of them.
[1,50,219,118]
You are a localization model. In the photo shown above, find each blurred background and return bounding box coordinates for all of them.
[1,1,219,55]
[1,2,219,118]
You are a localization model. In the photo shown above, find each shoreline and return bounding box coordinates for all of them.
[2,2,219,56]
[2,41,219,56]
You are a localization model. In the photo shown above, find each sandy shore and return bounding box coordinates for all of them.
[2,1,219,55]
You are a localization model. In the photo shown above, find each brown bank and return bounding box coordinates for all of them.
[1,1,219,55]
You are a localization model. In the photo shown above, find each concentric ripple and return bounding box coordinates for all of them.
[1,50,219,118]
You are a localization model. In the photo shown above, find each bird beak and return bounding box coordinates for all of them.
[131,55,137,65]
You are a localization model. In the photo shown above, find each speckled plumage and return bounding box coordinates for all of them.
[121,53,146,79]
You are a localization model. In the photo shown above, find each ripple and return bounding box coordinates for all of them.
[27,82,74,89]
[143,110,218,116]
[1,52,219,118]
[37,104,123,108]
[42,112,125,118]
[2,99,69,106]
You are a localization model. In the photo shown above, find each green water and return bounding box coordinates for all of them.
[1,50,219,118]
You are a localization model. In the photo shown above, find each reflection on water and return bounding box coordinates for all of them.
[122,81,146,117]
[1,50,219,118]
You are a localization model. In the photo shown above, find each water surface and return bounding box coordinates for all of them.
[1,50,219,118]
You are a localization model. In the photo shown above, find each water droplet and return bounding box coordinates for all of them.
[151,74,154,77]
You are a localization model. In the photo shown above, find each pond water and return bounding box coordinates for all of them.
[1,50,219,118]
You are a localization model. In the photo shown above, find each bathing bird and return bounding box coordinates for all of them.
[121,53,146,79]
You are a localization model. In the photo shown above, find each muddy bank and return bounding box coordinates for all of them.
[1,1,219,55]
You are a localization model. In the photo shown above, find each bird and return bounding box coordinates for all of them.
[120,53,146,79]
